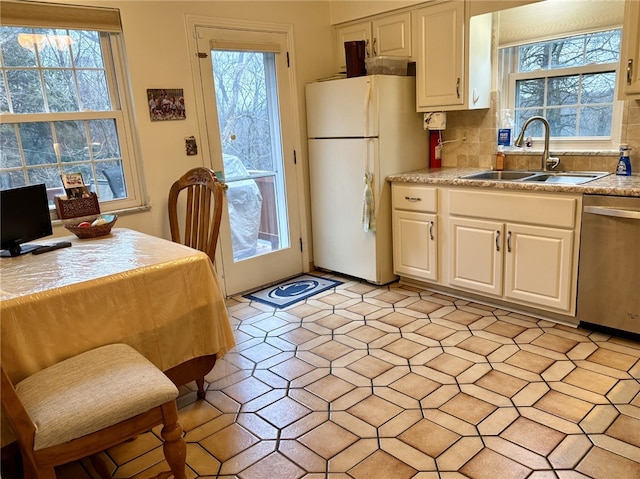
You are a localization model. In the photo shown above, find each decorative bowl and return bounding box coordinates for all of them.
[64,215,117,239]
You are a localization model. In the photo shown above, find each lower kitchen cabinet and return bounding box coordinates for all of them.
[392,184,438,281]
[392,183,582,317]
[449,217,574,311]
[393,210,437,281]
[447,188,580,314]
[504,223,574,311]
[449,217,503,296]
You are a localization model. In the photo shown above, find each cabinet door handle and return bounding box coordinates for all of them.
[507,231,512,253]
[456,78,460,98]
[372,37,377,57]
[404,196,422,202]
[429,221,434,240]
[365,40,371,58]
[495,230,500,252]
[628,59,634,85]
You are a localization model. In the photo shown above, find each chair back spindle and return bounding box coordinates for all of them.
[168,167,224,262]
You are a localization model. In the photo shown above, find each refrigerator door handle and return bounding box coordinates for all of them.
[363,79,372,137]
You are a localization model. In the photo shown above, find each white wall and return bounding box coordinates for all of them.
[329,0,422,24]
[46,1,335,248]
[328,0,542,24]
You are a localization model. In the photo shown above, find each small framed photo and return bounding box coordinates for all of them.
[61,172,90,199]
[148,88,186,121]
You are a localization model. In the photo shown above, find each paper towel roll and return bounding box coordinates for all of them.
[424,112,447,130]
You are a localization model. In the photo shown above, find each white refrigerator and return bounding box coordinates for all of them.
[306,75,427,284]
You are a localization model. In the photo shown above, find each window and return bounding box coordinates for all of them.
[500,29,622,150]
[0,1,142,213]
[209,48,291,262]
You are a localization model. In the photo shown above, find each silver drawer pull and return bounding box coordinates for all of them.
[404,196,422,202]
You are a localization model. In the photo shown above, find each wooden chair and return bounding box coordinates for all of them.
[0,344,186,479]
[168,167,224,263]
[168,167,224,399]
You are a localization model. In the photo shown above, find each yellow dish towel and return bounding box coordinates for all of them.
[361,172,375,232]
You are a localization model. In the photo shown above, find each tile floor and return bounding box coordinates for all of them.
[57,273,640,479]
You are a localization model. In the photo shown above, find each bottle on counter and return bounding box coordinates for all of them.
[495,145,505,171]
[498,110,514,147]
[616,144,632,176]
[525,136,532,149]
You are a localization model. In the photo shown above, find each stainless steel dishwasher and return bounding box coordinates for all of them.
[577,195,640,335]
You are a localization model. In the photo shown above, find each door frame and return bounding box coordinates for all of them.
[185,15,311,296]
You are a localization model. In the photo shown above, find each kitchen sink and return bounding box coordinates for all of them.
[460,170,610,185]
[461,170,536,181]
[520,172,610,184]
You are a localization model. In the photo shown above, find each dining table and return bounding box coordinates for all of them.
[0,227,235,446]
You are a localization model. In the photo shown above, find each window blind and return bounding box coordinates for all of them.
[1,0,122,32]
[209,40,281,54]
[497,0,624,48]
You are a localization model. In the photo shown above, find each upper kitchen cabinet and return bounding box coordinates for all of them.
[335,11,412,73]
[335,21,371,73]
[373,12,412,58]
[415,1,491,111]
[618,0,640,98]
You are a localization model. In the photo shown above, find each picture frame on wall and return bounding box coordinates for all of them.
[147,88,186,121]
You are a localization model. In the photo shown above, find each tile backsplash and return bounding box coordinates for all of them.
[439,92,640,174]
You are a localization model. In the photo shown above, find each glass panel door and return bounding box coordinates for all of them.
[211,49,289,261]
[196,26,302,295]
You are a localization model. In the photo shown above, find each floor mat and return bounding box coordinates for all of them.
[243,274,343,308]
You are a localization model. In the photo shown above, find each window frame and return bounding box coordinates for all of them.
[500,29,623,152]
[0,12,145,217]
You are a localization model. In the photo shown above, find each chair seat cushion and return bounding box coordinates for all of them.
[15,343,179,450]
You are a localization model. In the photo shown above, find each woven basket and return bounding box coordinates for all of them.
[64,215,117,239]
[55,193,101,219]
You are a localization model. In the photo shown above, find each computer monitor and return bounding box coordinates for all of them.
[1,183,53,257]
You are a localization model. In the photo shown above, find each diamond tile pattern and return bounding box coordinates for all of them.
[54,273,640,478]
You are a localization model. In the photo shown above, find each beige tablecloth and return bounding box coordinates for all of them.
[1,228,235,446]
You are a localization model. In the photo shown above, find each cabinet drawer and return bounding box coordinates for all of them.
[393,184,437,212]
[449,189,578,228]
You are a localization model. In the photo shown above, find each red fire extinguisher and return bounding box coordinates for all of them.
[429,130,441,168]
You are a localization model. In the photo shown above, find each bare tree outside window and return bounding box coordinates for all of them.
[211,50,276,175]
[507,29,621,142]
[209,48,290,262]
[0,26,129,204]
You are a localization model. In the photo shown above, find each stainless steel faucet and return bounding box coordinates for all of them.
[514,116,560,171]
